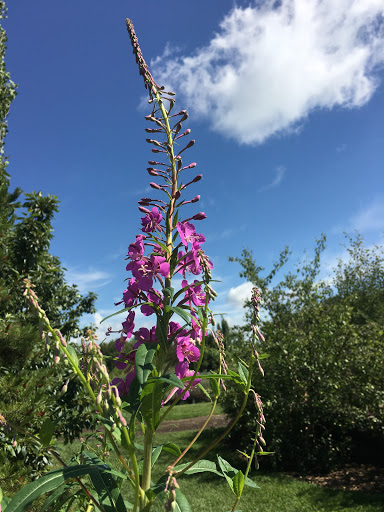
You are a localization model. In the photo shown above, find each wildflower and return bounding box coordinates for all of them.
[141,206,163,233]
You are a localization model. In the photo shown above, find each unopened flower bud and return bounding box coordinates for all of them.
[191,195,200,203]
[117,410,127,427]
[61,381,69,394]
[150,182,162,190]
[192,174,202,182]
[192,212,206,220]
[96,388,103,405]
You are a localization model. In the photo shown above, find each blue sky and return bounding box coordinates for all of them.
[4,0,384,338]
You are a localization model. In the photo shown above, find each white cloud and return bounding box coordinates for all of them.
[226,281,254,310]
[65,268,112,293]
[259,165,286,191]
[350,200,384,232]
[152,0,384,145]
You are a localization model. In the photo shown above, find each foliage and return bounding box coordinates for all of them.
[223,233,384,472]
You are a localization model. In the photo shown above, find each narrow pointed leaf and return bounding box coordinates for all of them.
[232,470,245,498]
[174,459,222,476]
[135,343,156,385]
[4,465,103,512]
[173,489,192,512]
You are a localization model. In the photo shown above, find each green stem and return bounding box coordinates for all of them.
[141,429,154,509]
[231,424,260,512]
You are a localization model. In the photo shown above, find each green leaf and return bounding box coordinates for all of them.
[238,362,249,385]
[39,418,55,448]
[217,456,259,492]
[135,343,157,385]
[165,305,192,325]
[209,378,220,397]
[217,455,234,493]
[156,316,168,351]
[232,470,245,498]
[172,209,179,229]
[147,373,184,390]
[66,344,79,366]
[40,483,74,512]
[197,382,212,401]
[83,452,128,512]
[141,380,163,430]
[151,445,163,467]
[162,287,175,301]
[162,442,181,457]
[174,459,222,476]
[227,369,246,388]
[127,376,141,415]
[173,489,192,512]
[4,465,104,512]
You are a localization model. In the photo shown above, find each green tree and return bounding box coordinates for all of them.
[223,234,384,472]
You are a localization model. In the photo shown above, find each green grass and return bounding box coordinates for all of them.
[3,404,384,512]
[161,401,224,421]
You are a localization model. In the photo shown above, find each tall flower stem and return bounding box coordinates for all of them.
[140,428,154,509]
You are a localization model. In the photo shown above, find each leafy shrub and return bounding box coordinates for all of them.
[223,234,384,472]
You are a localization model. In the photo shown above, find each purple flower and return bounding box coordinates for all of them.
[115,335,127,353]
[175,361,202,400]
[122,278,142,307]
[134,326,158,344]
[141,206,163,233]
[127,235,145,261]
[141,290,163,316]
[176,221,205,250]
[176,247,202,277]
[182,279,206,307]
[122,311,135,337]
[176,336,200,363]
[112,371,136,397]
[132,255,170,291]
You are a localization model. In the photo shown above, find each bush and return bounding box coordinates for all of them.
[222,234,384,472]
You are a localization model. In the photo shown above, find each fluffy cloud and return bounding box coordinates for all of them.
[226,281,254,310]
[153,0,384,144]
